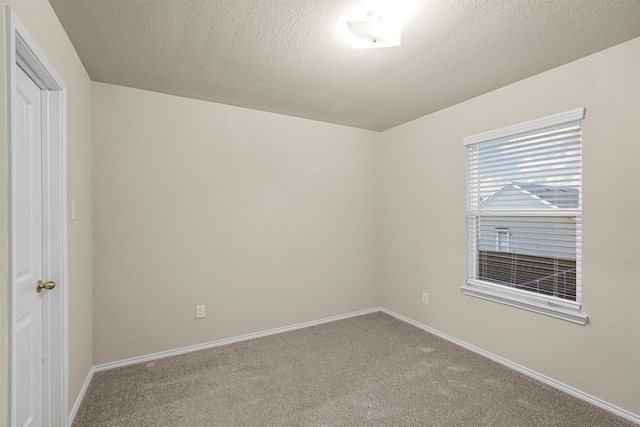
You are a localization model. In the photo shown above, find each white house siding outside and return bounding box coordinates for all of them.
[476,182,578,300]
[478,216,576,259]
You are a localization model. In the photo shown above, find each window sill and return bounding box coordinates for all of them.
[461,280,588,325]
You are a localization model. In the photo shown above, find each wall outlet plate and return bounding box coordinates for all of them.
[196,305,206,319]
[422,292,429,305]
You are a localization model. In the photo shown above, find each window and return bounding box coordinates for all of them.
[495,228,509,252]
[462,108,588,325]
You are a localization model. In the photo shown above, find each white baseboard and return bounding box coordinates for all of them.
[93,307,382,372]
[68,365,95,426]
[70,306,639,425]
[380,307,640,425]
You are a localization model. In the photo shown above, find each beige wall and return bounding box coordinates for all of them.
[379,38,640,415]
[1,2,636,421]
[0,0,94,420]
[92,83,380,365]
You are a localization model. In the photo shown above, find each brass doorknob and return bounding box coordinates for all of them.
[36,280,56,293]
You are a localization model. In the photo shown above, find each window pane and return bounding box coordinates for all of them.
[465,112,583,308]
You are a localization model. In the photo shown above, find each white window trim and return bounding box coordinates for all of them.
[463,108,586,146]
[462,108,588,325]
[461,280,587,325]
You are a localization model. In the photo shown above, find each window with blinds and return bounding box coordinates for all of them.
[462,108,588,325]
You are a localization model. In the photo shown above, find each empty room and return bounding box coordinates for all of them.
[1,0,639,426]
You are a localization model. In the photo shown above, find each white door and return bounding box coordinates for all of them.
[15,64,46,427]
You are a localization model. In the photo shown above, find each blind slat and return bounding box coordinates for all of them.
[466,114,583,304]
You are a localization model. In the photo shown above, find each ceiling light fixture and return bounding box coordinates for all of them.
[347,9,404,48]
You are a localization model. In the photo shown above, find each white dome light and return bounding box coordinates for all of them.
[347,9,404,48]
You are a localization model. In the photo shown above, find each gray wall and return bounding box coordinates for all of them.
[379,38,640,415]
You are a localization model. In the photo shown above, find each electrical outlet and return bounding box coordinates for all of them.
[422,292,429,305]
[196,305,206,319]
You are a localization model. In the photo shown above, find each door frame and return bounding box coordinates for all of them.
[5,7,68,426]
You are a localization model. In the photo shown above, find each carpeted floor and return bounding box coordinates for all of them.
[72,312,636,426]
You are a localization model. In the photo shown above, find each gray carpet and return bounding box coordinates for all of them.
[72,312,635,426]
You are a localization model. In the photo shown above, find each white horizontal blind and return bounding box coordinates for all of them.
[466,110,583,306]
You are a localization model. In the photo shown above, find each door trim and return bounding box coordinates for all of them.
[5,7,68,426]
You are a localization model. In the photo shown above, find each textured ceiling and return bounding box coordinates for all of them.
[50,0,640,131]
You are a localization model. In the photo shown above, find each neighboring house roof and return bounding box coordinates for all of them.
[481,181,579,209]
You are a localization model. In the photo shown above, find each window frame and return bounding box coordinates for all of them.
[462,108,588,325]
